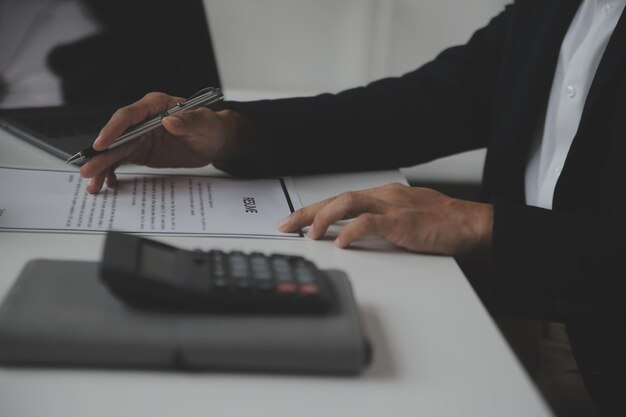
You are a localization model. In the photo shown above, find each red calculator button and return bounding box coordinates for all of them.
[277,282,297,295]
[299,283,320,296]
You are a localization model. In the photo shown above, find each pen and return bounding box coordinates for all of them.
[65,87,224,165]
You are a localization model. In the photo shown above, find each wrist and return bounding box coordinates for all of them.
[473,202,494,258]
[214,109,257,162]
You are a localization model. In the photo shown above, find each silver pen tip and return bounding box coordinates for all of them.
[65,153,81,164]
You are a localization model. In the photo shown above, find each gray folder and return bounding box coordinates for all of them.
[0,260,371,375]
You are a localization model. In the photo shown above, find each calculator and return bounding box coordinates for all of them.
[100,232,333,313]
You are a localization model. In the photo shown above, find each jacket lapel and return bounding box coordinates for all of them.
[554,6,626,210]
[487,0,581,202]
[512,0,582,142]
[583,7,626,111]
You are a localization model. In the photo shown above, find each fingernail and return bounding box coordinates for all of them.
[163,115,182,128]
[93,133,104,149]
[307,225,315,239]
[277,216,291,231]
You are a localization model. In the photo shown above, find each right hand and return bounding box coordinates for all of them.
[79,92,242,193]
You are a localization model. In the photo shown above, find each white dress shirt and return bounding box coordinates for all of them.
[525,0,626,209]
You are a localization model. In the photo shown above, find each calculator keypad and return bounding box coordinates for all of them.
[195,250,330,313]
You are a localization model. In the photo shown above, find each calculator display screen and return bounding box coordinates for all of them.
[140,243,178,284]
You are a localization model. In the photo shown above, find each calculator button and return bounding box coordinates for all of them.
[212,263,226,278]
[230,266,248,280]
[250,254,271,272]
[256,280,275,291]
[250,255,274,290]
[229,252,251,291]
[271,256,295,282]
[275,271,293,283]
[252,269,272,280]
[299,283,320,296]
[212,278,228,290]
[277,282,297,295]
[209,251,226,268]
[192,249,205,264]
[229,252,248,267]
[294,268,316,283]
[234,279,251,290]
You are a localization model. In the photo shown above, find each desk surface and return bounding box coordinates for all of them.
[0,127,553,417]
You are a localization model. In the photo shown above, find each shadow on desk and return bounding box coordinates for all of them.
[313,224,405,254]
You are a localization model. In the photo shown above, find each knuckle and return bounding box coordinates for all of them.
[143,91,166,101]
[382,182,403,190]
[194,106,213,117]
[358,213,377,228]
[375,183,406,201]
[112,107,130,119]
[412,186,429,193]
[185,108,208,124]
[314,209,334,226]
[174,111,192,124]
[290,208,306,222]
[143,92,174,109]
[387,182,408,195]
[338,191,357,206]
[189,107,215,127]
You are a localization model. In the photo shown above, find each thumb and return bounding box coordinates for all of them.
[162,107,216,136]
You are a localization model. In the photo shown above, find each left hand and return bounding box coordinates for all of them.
[278,183,493,257]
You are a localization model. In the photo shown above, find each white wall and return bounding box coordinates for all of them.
[203,0,511,183]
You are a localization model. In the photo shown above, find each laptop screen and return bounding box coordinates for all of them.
[0,0,221,109]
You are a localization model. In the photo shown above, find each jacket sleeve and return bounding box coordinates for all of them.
[216,3,515,177]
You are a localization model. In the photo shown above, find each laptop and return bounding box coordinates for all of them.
[0,0,221,161]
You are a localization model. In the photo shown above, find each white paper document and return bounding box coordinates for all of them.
[0,166,303,238]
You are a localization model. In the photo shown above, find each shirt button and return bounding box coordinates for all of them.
[555,165,563,176]
[605,3,614,15]
[566,84,577,98]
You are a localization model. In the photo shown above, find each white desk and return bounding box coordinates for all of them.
[0,128,553,417]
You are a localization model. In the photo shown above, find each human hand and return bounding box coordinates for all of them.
[278,183,493,257]
[79,92,244,193]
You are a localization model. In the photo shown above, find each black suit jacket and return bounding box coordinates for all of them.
[220,1,625,412]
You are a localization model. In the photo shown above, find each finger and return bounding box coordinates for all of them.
[105,163,122,188]
[93,92,182,150]
[277,197,337,233]
[87,162,122,193]
[277,190,368,234]
[87,172,106,194]
[162,107,218,136]
[307,192,386,239]
[278,191,386,235]
[334,213,386,248]
[80,137,144,179]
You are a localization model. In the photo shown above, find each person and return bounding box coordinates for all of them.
[80,1,625,415]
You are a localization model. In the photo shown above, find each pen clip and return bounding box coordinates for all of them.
[187,87,215,101]
[167,87,221,118]
[157,87,223,120]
